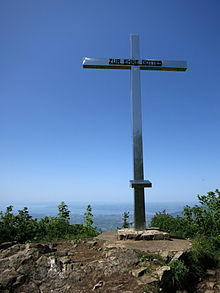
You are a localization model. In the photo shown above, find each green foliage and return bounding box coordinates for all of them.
[84,205,93,227]
[57,202,70,222]
[0,206,16,242]
[183,189,220,236]
[167,260,189,290]
[0,202,98,243]
[151,190,220,292]
[14,208,39,242]
[151,210,184,237]
[83,205,98,237]
[37,216,70,240]
[122,211,130,228]
[151,189,220,239]
[191,235,219,267]
[0,206,39,243]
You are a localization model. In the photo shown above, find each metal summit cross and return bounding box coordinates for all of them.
[83,35,187,230]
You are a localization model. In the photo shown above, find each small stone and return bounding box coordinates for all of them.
[59,256,71,264]
[153,234,164,240]
[87,241,97,247]
[153,258,161,264]
[205,282,215,289]
[92,280,104,290]
[25,243,52,254]
[56,251,68,257]
[131,267,148,277]
[0,269,19,288]
[171,250,184,261]
[141,232,154,240]
[11,274,26,288]
[138,274,157,285]
[155,266,171,281]
[0,242,17,250]
[206,269,216,276]
[160,250,169,261]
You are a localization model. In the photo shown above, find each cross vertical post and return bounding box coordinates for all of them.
[130,35,146,230]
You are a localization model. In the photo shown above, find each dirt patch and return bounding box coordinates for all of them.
[97,232,192,254]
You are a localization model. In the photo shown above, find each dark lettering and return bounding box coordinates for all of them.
[142,60,162,66]
[109,58,113,64]
[123,59,139,65]
[110,58,121,64]
[130,59,139,65]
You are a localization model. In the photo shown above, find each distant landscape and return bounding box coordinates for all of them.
[0,201,196,232]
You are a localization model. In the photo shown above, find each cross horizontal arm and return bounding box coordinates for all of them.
[83,57,187,72]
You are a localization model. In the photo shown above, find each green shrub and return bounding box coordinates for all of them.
[83,205,98,237]
[0,206,39,243]
[151,189,220,239]
[151,211,185,237]
[168,260,189,289]
[0,202,98,243]
[152,190,220,292]
[122,211,130,228]
[57,201,70,221]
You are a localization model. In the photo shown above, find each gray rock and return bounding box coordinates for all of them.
[59,256,71,264]
[0,269,20,289]
[206,269,216,276]
[155,266,171,281]
[171,250,185,261]
[131,266,148,277]
[87,240,97,247]
[25,243,52,254]
[56,250,68,257]
[0,241,17,250]
[92,280,104,290]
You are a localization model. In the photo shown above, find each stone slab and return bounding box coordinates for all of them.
[117,228,170,241]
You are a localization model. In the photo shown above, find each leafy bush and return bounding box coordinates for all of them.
[151,210,184,237]
[0,202,98,243]
[0,206,39,243]
[165,260,189,291]
[151,189,220,239]
[151,190,220,292]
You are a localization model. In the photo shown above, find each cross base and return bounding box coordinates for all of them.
[130,180,152,230]
[117,228,170,241]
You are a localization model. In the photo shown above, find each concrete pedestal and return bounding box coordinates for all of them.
[118,228,170,241]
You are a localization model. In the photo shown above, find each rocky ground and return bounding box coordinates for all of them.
[0,233,219,293]
[196,269,220,293]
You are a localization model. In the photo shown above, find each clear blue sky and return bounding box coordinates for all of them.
[0,0,220,204]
